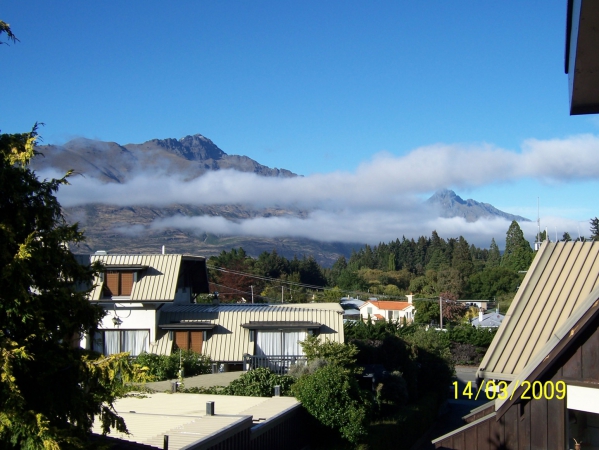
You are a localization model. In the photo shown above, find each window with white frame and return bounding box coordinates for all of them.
[255,330,307,356]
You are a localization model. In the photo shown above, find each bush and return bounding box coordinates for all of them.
[135,350,211,381]
[448,324,497,347]
[449,342,486,366]
[300,335,359,371]
[221,368,295,397]
[401,328,454,399]
[292,365,371,444]
[288,358,328,378]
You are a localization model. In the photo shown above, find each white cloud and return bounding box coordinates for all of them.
[43,133,599,248]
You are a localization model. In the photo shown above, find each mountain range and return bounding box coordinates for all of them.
[32,134,529,265]
[33,134,296,183]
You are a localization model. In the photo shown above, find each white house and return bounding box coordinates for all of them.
[359,296,415,323]
[77,252,210,357]
[78,252,344,371]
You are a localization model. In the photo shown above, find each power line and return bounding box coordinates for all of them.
[207,265,332,291]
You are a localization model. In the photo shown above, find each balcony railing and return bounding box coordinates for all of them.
[243,354,308,374]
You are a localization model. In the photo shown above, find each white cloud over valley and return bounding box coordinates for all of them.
[46,134,599,248]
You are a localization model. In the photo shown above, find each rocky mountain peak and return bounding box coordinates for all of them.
[145,134,226,161]
[426,189,529,222]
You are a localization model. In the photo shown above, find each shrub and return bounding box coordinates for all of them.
[221,368,295,397]
[300,335,359,371]
[288,358,328,378]
[448,324,497,347]
[135,350,211,381]
[292,365,371,444]
[449,342,485,366]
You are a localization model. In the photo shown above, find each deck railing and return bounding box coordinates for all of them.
[243,354,307,374]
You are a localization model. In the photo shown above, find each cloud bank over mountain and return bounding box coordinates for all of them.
[39,133,599,248]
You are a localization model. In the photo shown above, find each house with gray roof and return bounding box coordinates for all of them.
[470,309,505,328]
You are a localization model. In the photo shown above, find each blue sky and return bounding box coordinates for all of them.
[3,1,599,247]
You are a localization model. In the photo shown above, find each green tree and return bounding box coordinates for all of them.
[451,236,474,279]
[292,364,370,444]
[466,266,521,299]
[0,126,128,448]
[501,221,533,272]
[591,217,599,241]
[413,299,440,325]
[562,232,572,242]
[437,267,465,299]
[486,238,501,268]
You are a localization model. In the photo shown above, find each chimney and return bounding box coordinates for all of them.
[407,294,413,304]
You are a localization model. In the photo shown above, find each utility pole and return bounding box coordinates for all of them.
[281,286,284,303]
[250,285,254,303]
[439,296,443,329]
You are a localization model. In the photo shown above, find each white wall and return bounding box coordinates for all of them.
[81,303,159,350]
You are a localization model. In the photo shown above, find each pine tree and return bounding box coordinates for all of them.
[501,221,534,271]
[591,217,599,241]
[1,23,127,447]
[486,238,501,268]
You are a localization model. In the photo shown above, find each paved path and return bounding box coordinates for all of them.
[143,371,244,392]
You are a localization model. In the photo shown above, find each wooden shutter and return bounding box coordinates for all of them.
[174,331,189,350]
[120,272,134,296]
[105,272,119,296]
[189,331,203,353]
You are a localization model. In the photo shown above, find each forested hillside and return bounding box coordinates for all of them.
[207,220,539,310]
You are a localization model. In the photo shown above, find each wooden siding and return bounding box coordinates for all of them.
[158,303,344,362]
[462,402,494,424]
[434,315,599,449]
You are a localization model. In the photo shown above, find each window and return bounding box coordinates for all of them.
[93,329,149,356]
[103,271,134,297]
[367,307,373,315]
[255,330,306,357]
[173,330,204,353]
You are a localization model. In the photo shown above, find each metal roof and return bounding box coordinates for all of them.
[470,312,505,328]
[478,241,599,381]
[159,303,344,362]
[81,254,207,302]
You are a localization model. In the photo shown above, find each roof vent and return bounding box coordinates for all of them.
[95,250,108,255]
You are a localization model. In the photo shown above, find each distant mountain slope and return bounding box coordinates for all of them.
[426,189,530,222]
[30,134,529,264]
[32,134,296,182]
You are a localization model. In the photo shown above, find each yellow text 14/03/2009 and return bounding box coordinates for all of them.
[453,380,566,401]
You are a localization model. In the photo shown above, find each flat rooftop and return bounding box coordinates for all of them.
[93,393,300,449]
